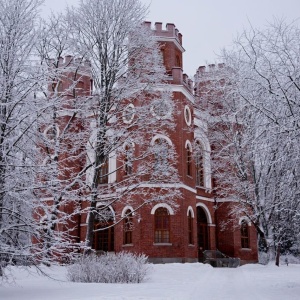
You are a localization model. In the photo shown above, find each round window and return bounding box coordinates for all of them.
[151,99,171,119]
[122,104,135,124]
[44,125,59,141]
[184,105,192,126]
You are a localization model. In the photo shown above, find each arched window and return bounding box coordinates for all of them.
[153,138,169,175]
[195,142,204,187]
[186,144,192,176]
[93,206,114,252]
[124,144,133,175]
[123,209,133,244]
[98,158,109,184]
[154,207,170,243]
[241,220,249,248]
[188,210,194,244]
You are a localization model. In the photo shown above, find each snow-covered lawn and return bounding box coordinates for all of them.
[1,263,300,300]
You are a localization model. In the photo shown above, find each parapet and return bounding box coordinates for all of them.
[194,63,225,81]
[143,21,182,45]
[49,55,91,75]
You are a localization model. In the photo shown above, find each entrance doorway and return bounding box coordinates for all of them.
[197,206,209,262]
[93,206,115,252]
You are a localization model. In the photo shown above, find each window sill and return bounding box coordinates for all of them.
[122,244,133,247]
[241,248,252,251]
[153,243,172,246]
[188,244,195,247]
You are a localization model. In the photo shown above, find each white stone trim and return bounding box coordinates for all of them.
[216,198,239,203]
[185,140,192,150]
[116,183,197,194]
[86,204,116,222]
[150,134,173,146]
[196,202,212,224]
[122,103,135,124]
[121,205,134,217]
[239,216,251,226]
[155,36,185,53]
[187,206,195,218]
[122,141,135,150]
[196,195,214,202]
[139,183,196,194]
[184,105,192,126]
[40,197,54,202]
[151,203,174,215]
[156,84,194,104]
[43,124,60,141]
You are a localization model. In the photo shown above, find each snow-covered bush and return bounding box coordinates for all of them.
[67,252,149,283]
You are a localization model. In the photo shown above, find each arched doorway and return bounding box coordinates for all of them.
[197,206,209,262]
[93,206,115,252]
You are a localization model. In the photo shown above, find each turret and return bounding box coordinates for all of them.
[144,21,185,75]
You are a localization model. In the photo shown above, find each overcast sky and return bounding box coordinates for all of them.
[42,0,300,76]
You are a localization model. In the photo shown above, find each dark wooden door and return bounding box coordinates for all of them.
[94,224,114,252]
[197,207,208,262]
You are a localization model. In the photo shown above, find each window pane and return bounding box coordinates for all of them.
[154,208,170,243]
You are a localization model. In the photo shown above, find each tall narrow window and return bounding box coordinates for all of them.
[188,210,194,244]
[124,144,133,175]
[123,209,133,244]
[93,206,114,252]
[195,142,204,187]
[154,207,170,243]
[241,220,250,248]
[98,158,109,184]
[153,138,169,175]
[187,144,192,176]
[175,55,181,67]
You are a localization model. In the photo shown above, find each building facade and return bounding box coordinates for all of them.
[46,22,258,264]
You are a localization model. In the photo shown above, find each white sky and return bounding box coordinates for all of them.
[42,0,300,76]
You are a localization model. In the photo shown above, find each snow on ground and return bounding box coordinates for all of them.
[1,263,300,300]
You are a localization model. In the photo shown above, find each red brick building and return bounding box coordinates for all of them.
[46,22,258,264]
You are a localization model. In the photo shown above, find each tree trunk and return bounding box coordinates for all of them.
[275,244,280,267]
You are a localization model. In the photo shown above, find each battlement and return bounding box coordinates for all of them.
[195,64,225,75]
[165,67,193,93]
[194,64,226,83]
[143,21,182,45]
[49,55,91,75]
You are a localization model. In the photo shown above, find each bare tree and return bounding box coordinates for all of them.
[65,0,179,250]
[195,20,300,264]
[0,0,45,277]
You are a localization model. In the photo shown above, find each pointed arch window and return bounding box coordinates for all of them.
[93,206,114,252]
[186,143,192,176]
[123,209,133,245]
[124,144,133,175]
[241,220,250,248]
[188,210,194,244]
[154,207,170,243]
[195,142,204,187]
[98,158,109,184]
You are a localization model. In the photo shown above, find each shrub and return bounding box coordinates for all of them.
[66,252,149,283]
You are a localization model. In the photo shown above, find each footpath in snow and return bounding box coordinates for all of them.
[1,263,300,300]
